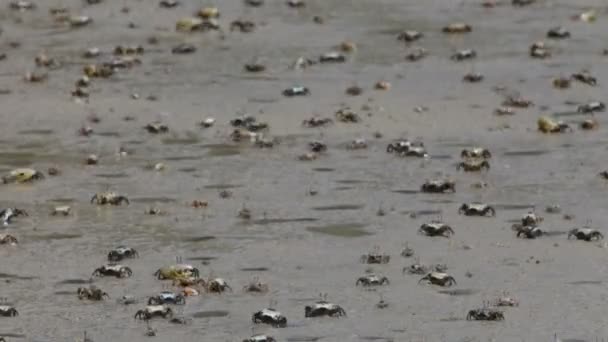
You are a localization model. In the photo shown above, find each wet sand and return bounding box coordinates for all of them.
[1,0,608,341]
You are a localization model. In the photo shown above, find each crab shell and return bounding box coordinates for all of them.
[252,308,287,327]
[442,23,472,33]
[2,168,44,184]
[459,203,495,216]
[207,278,231,292]
[568,228,604,241]
[461,148,491,159]
[419,272,457,286]
[356,274,389,286]
[304,301,346,318]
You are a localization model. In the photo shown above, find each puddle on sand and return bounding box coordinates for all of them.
[0,152,37,166]
[18,129,54,135]
[53,291,74,295]
[313,167,335,172]
[131,197,177,204]
[391,189,419,195]
[568,280,602,285]
[191,310,229,318]
[55,279,93,285]
[204,184,243,190]
[335,179,374,184]
[164,155,203,161]
[359,337,394,342]
[402,209,442,217]
[438,289,479,296]
[493,204,535,210]
[161,136,200,145]
[181,236,216,242]
[0,333,26,338]
[95,173,129,179]
[430,154,452,160]
[178,167,197,173]
[307,223,372,237]
[187,256,217,261]
[203,144,241,157]
[333,186,354,191]
[28,233,82,240]
[240,267,269,272]
[95,131,121,137]
[252,218,319,225]
[48,198,75,203]
[503,150,550,157]
[312,204,364,211]
[0,273,37,280]
[287,337,323,342]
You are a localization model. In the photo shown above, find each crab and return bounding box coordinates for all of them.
[553,77,571,89]
[580,119,598,130]
[78,286,109,301]
[287,0,306,8]
[572,71,597,86]
[134,305,173,320]
[160,0,180,8]
[463,73,484,83]
[421,180,456,193]
[442,23,472,33]
[148,291,186,305]
[356,274,389,286]
[2,168,44,184]
[243,277,269,294]
[108,246,139,262]
[360,247,390,264]
[401,243,414,258]
[418,272,457,287]
[0,306,18,317]
[245,0,264,7]
[419,221,455,237]
[283,86,310,97]
[401,145,429,158]
[494,294,519,307]
[347,138,368,150]
[230,20,256,33]
[243,335,276,342]
[494,106,516,116]
[0,208,28,225]
[503,96,533,108]
[91,192,129,205]
[92,264,133,278]
[114,45,144,56]
[83,64,113,78]
[309,141,327,153]
[405,47,428,62]
[69,15,93,28]
[244,62,265,72]
[386,139,424,154]
[577,101,605,113]
[200,117,216,128]
[547,27,570,39]
[305,301,346,318]
[515,225,544,239]
[206,278,232,293]
[397,30,423,42]
[319,52,346,63]
[467,308,504,321]
[568,228,604,241]
[0,234,18,245]
[298,152,318,161]
[451,49,477,61]
[457,159,490,172]
[335,108,360,123]
[252,308,287,327]
[461,148,491,159]
[537,117,572,133]
[9,1,36,10]
[520,211,543,227]
[512,0,534,6]
[144,122,168,134]
[155,264,200,280]
[404,262,447,275]
[302,117,333,128]
[459,203,496,216]
[530,41,551,59]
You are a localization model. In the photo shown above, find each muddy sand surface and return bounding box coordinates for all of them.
[1,0,608,341]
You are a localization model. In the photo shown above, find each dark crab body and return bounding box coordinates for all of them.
[92,264,133,278]
[252,308,287,327]
[243,335,276,342]
[78,286,109,301]
[421,180,456,193]
[230,20,256,33]
[91,192,129,205]
[319,52,346,63]
[0,234,18,245]
[516,225,544,239]
[577,101,605,114]
[309,141,327,153]
[568,228,604,241]
[148,291,186,305]
[0,208,28,225]
[463,73,483,83]
[547,27,570,39]
[457,159,490,172]
[419,272,456,287]
[530,41,551,59]
[0,306,18,317]
[108,246,139,262]
[134,305,173,320]
[461,148,491,159]
[302,117,333,128]
[207,278,232,293]
[360,252,390,264]
[305,301,346,318]
[521,212,543,227]
[244,62,266,72]
[467,308,504,321]
[572,71,597,86]
[419,221,455,237]
[335,108,360,123]
[397,30,423,42]
[283,86,310,97]
[386,139,424,154]
[503,96,533,108]
[459,203,496,216]
[144,122,168,134]
[406,47,428,62]
[356,274,390,286]
[451,49,476,61]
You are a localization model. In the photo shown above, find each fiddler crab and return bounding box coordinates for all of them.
[1,208,28,225]
[347,138,368,150]
[360,246,390,264]
[537,117,572,133]
[243,335,276,342]
[418,272,457,287]
[386,139,424,153]
[461,147,491,159]
[530,41,551,59]
[547,27,570,39]
[457,159,490,172]
[419,221,455,237]
[568,228,604,241]
[401,242,414,258]
[421,179,456,193]
[51,206,71,216]
[406,47,428,62]
[308,141,327,153]
[494,107,515,116]
[108,246,139,262]
[2,168,44,184]
[78,286,109,301]
[148,291,186,305]
[319,52,346,63]
[356,274,389,287]
[572,70,597,86]
[9,0,36,11]
[463,73,484,83]
[305,300,346,318]
[114,45,144,56]
[503,96,533,108]
[515,225,544,239]
[0,305,18,317]
[442,23,472,34]
[283,86,310,97]
[397,30,423,42]
[302,117,333,128]
[577,101,605,114]
[0,234,18,245]
[459,203,496,216]
[230,20,256,33]
[335,107,360,123]
[467,307,504,321]
[92,264,133,278]
[91,192,129,205]
[252,308,287,327]
[134,305,173,320]
[451,49,477,61]
[243,277,269,294]
[155,264,200,280]
[144,122,168,134]
[403,261,447,275]
[553,77,571,89]
[493,293,519,307]
[206,278,232,293]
